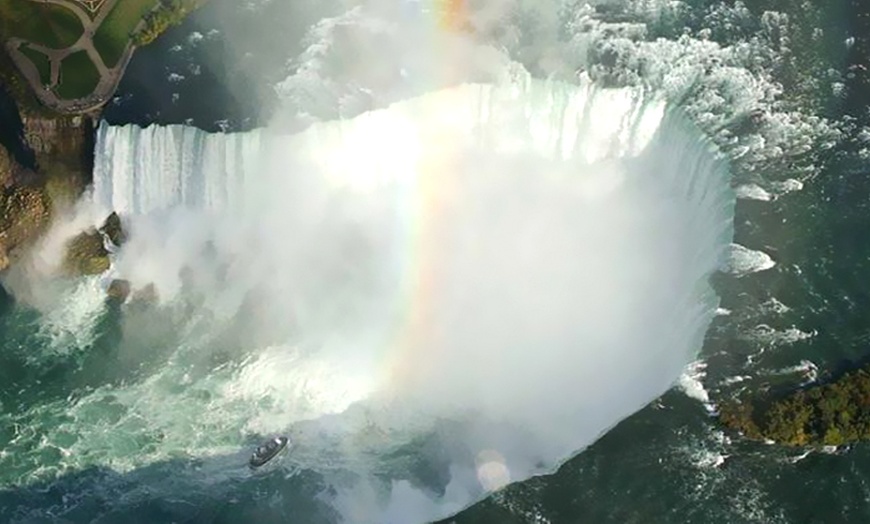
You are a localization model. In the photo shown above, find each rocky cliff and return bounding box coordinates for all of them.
[0,142,44,272]
[22,112,94,208]
[0,110,92,273]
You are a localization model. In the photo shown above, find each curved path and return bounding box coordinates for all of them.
[5,0,143,114]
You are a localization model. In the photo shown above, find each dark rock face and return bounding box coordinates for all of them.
[0,84,36,171]
[24,113,93,211]
[0,144,50,272]
[106,280,157,304]
[107,279,131,300]
[101,212,126,247]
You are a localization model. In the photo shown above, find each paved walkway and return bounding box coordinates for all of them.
[5,0,143,114]
[72,0,108,14]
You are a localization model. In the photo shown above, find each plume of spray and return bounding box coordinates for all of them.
[38,1,735,522]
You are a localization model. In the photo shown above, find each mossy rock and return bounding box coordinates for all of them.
[60,211,127,276]
[63,228,109,275]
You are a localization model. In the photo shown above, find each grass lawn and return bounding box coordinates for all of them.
[0,2,83,49]
[19,44,52,87]
[92,0,157,67]
[55,50,100,100]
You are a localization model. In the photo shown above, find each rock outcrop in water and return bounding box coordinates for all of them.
[61,212,126,276]
[106,279,131,300]
[719,365,870,446]
[105,280,157,304]
[62,227,110,275]
[100,212,126,247]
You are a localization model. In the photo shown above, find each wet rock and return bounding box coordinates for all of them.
[100,212,126,246]
[63,228,109,275]
[107,279,158,304]
[60,211,127,276]
[107,279,131,300]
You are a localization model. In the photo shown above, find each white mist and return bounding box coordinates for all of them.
[84,75,734,522]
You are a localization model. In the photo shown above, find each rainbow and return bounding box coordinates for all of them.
[341,0,479,394]
[436,0,471,31]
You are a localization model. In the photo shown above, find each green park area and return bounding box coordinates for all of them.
[93,0,158,67]
[1,0,204,110]
[19,44,52,86]
[0,1,83,49]
[55,50,100,100]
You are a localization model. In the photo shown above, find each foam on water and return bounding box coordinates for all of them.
[734,180,805,202]
[679,360,714,413]
[763,359,819,385]
[723,243,776,276]
[34,277,107,360]
[739,324,816,346]
[671,425,789,524]
[720,375,752,386]
[758,298,791,316]
[785,450,813,464]
[769,179,805,195]
[736,184,773,201]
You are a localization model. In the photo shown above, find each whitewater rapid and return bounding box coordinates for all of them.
[6,75,735,523]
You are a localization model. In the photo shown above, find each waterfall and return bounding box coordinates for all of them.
[72,75,734,522]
